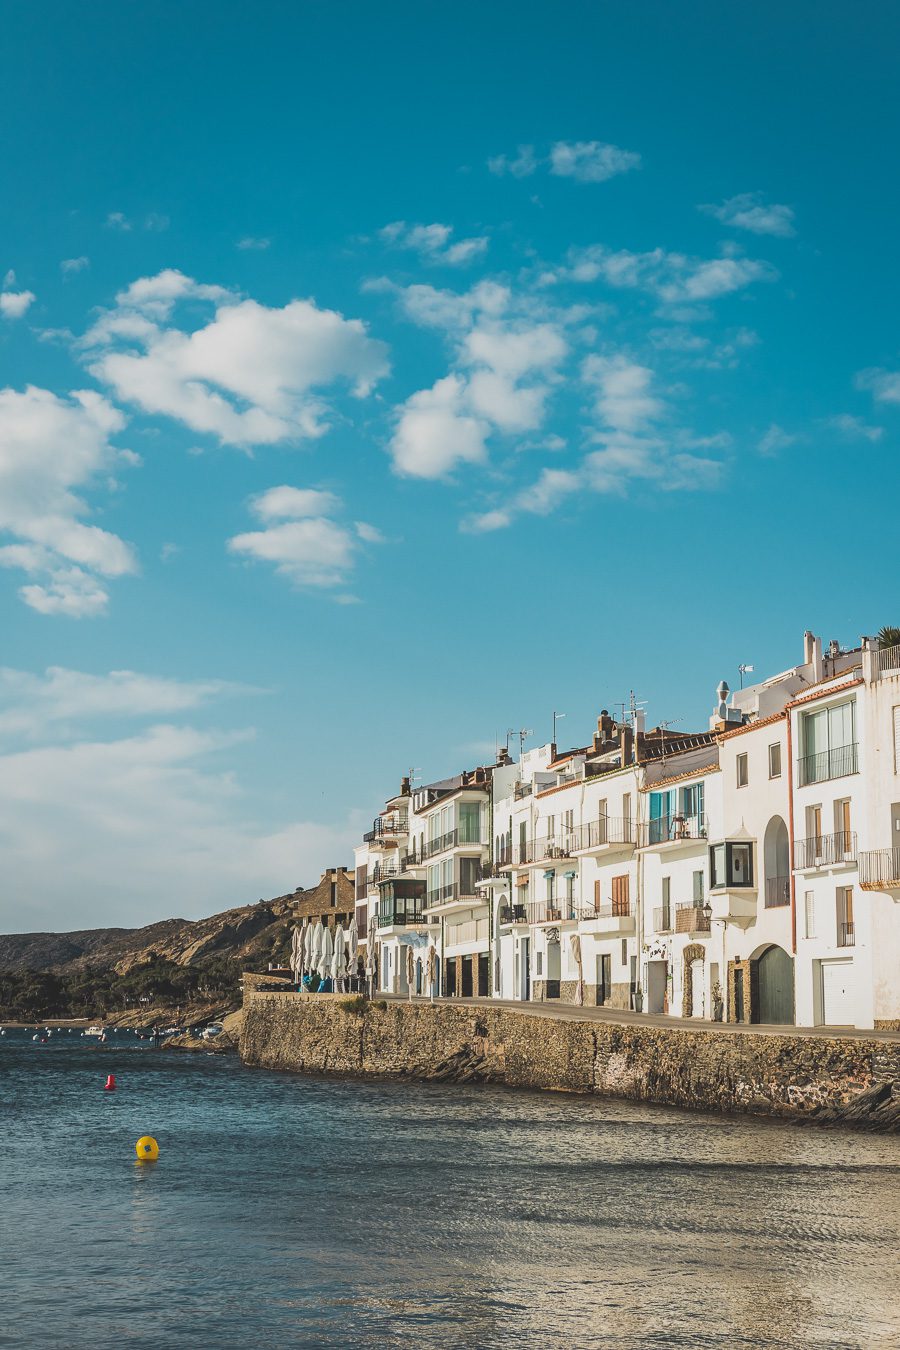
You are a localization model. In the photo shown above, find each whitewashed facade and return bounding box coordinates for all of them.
[349,629,900,1030]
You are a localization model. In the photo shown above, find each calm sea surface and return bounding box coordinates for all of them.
[1,1028,897,1349]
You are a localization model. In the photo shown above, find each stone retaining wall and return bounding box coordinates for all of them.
[240,992,900,1128]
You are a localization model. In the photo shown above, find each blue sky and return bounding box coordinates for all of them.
[1,1,898,930]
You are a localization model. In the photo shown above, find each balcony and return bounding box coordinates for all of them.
[368,862,402,889]
[378,907,427,929]
[794,831,857,871]
[517,833,575,865]
[422,828,483,859]
[363,813,409,846]
[764,875,791,908]
[653,906,673,933]
[569,816,637,855]
[579,900,635,934]
[498,901,529,925]
[874,642,900,679]
[525,900,582,925]
[796,743,858,788]
[837,921,855,948]
[640,814,708,849]
[675,902,711,935]
[859,848,900,894]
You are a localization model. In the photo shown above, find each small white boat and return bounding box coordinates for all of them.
[199,1023,224,1040]
[85,1025,105,1037]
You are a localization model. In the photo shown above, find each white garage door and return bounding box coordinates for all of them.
[821,959,855,1026]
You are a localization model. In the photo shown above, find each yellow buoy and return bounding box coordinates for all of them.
[135,1135,159,1161]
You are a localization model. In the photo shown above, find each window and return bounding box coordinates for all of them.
[836,887,854,947]
[835,798,852,840]
[661,877,671,929]
[459,856,480,896]
[459,801,480,843]
[519,820,527,861]
[692,869,705,903]
[562,809,574,833]
[546,814,555,839]
[535,950,543,976]
[622,793,632,826]
[546,872,555,904]
[710,841,754,889]
[681,781,705,821]
[768,743,782,778]
[565,873,575,908]
[621,938,628,966]
[804,891,815,939]
[801,701,858,784]
[736,753,749,788]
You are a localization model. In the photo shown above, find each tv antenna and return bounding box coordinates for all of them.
[738,663,754,689]
[552,710,566,744]
[518,728,532,758]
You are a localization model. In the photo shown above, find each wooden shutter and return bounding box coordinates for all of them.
[611,874,629,916]
[594,879,602,911]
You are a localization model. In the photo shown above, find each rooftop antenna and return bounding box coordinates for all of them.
[552,710,566,744]
[738,663,754,690]
[504,728,515,754]
[626,689,648,726]
[518,728,532,758]
[655,719,679,770]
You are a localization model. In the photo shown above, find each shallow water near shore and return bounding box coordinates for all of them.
[1,1029,897,1349]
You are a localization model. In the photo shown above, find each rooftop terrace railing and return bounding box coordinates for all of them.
[874,643,900,679]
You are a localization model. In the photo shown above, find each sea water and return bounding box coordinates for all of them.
[0,1028,897,1348]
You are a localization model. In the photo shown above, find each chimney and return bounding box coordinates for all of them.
[400,775,411,797]
[619,724,634,765]
[803,631,823,681]
[633,708,646,736]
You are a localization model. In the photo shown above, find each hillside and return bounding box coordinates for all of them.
[0,888,305,1023]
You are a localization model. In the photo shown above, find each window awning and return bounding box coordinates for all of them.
[563,870,576,878]
[543,869,555,879]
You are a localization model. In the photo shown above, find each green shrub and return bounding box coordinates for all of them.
[341,995,369,1016]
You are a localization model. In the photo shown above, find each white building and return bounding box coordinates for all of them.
[348,627,900,1030]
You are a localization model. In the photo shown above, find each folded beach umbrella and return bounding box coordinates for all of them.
[426,943,436,995]
[331,923,346,981]
[571,934,584,1007]
[365,917,377,975]
[304,920,315,974]
[319,923,334,980]
[290,925,302,980]
[311,920,324,976]
[298,919,310,977]
[347,915,359,968]
[406,943,415,997]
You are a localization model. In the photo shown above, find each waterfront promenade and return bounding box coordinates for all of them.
[382,993,900,1042]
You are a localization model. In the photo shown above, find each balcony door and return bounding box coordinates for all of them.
[649,790,675,843]
[611,874,630,916]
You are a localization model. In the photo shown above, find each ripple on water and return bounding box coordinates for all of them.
[1,1031,898,1349]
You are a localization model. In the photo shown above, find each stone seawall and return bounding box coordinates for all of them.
[240,991,900,1129]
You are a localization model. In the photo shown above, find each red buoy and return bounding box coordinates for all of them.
[104,1074,116,1091]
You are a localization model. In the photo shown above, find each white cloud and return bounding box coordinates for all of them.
[369,277,510,332]
[380,221,488,266]
[757,423,796,456]
[105,211,132,230]
[555,244,776,305]
[701,192,795,238]
[824,413,883,442]
[390,375,489,479]
[488,140,640,184]
[82,269,389,447]
[487,145,538,178]
[0,720,364,930]
[228,484,382,591]
[105,211,168,232]
[237,237,271,250]
[0,666,252,739]
[389,315,568,478]
[514,466,581,514]
[0,386,137,616]
[0,290,35,319]
[549,140,641,183]
[460,508,512,534]
[856,367,900,405]
[582,355,662,430]
[61,256,90,275]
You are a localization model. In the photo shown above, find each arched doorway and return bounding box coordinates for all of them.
[755,945,795,1024]
[682,943,706,1018]
[763,816,790,908]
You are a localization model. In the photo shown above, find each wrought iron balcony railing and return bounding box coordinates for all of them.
[859,848,900,889]
[640,814,708,847]
[796,743,858,787]
[837,921,855,948]
[793,831,857,870]
[569,816,637,852]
